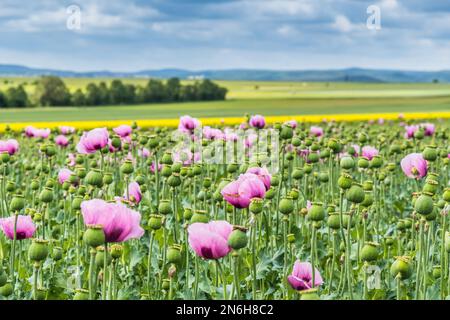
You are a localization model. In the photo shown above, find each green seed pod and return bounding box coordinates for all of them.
[432,266,441,279]
[270,175,280,186]
[265,187,276,200]
[340,156,355,170]
[120,160,134,175]
[85,169,103,188]
[95,247,112,268]
[443,188,450,202]
[72,195,83,210]
[357,157,369,169]
[0,282,13,297]
[308,202,325,221]
[370,155,383,168]
[327,212,341,230]
[0,270,7,287]
[307,152,319,163]
[0,151,10,163]
[190,210,209,223]
[228,227,248,250]
[110,244,123,259]
[292,137,301,147]
[39,187,54,203]
[300,288,320,300]
[338,173,353,189]
[280,125,294,140]
[361,191,374,207]
[30,179,40,190]
[161,152,173,165]
[158,199,172,215]
[167,173,181,187]
[102,172,113,185]
[289,188,300,200]
[28,239,49,262]
[385,236,394,246]
[346,183,365,204]
[183,208,193,221]
[279,196,294,215]
[287,233,295,243]
[45,145,57,157]
[73,289,90,300]
[162,279,170,290]
[111,135,122,149]
[414,129,425,139]
[422,180,438,195]
[361,242,379,262]
[226,163,238,174]
[167,245,182,264]
[52,247,63,261]
[76,166,86,179]
[9,194,25,212]
[414,193,434,216]
[83,225,106,248]
[249,198,264,214]
[390,256,413,279]
[422,145,437,162]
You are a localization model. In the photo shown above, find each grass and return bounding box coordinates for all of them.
[0,78,449,123]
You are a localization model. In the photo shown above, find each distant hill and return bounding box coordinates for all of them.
[1,64,449,83]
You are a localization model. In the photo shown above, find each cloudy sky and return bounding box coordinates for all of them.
[1,0,449,71]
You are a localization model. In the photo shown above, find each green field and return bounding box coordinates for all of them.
[0,78,449,122]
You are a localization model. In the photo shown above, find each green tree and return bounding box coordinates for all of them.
[143,79,166,102]
[98,82,110,105]
[35,76,71,106]
[109,79,127,104]
[6,85,28,108]
[71,89,86,106]
[0,91,7,108]
[165,77,181,101]
[85,83,102,106]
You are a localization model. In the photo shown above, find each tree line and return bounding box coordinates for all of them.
[0,76,228,108]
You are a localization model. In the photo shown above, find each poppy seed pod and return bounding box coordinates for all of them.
[228,226,248,250]
[370,155,383,168]
[167,245,182,264]
[158,199,172,215]
[357,157,369,169]
[280,125,294,140]
[167,173,181,187]
[249,198,264,214]
[340,156,355,170]
[161,152,173,165]
[30,179,40,190]
[279,197,294,215]
[422,180,438,195]
[292,168,304,180]
[9,194,25,212]
[190,210,209,223]
[95,247,112,268]
[307,152,319,163]
[111,135,122,149]
[83,225,106,248]
[390,256,413,279]
[444,188,450,202]
[0,270,7,288]
[327,212,341,230]
[292,137,301,147]
[338,173,353,189]
[300,288,320,300]
[120,160,134,175]
[414,193,434,216]
[71,195,83,210]
[0,282,13,297]
[51,247,63,261]
[265,187,276,200]
[308,202,325,221]
[183,208,193,221]
[85,169,103,187]
[346,183,365,204]
[147,214,163,230]
[161,165,172,177]
[39,187,54,203]
[422,145,437,161]
[361,191,374,207]
[289,188,300,200]
[28,239,49,262]
[171,163,182,174]
[361,242,379,262]
[73,289,90,300]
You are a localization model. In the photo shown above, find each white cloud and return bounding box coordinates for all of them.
[332,15,353,32]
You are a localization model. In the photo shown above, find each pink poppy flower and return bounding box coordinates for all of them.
[0,215,36,240]
[361,146,378,160]
[55,135,69,147]
[124,182,142,204]
[0,139,19,155]
[138,148,150,158]
[188,221,233,260]
[59,126,75,135]
[421,123,435,136]
[249,115,266,129]
[58,168,73,184]
[150,161,162,173]
[404,125,419,139]
[25,126,50,139]
[81,199,144,243]
[310,126,323,137]
[178,115,200,133]
[246,167,271,190]
[76,128,109,154]
[67,153,76,167]
[401,153,428,179]
[284,120,298,129]
[287,261,323,291]
[221,173,266,209]
[113,125,132,138]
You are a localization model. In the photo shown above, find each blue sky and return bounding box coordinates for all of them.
[1,0,449,71]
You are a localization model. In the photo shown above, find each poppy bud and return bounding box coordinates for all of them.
[308,202,325,221]
[52,247,63,261]
[228,226,248,250]
[265,187,276,200]
[357,157,369,169]
[249,198,264,214]
[95,247,111,268]
[83,225,106,248]
[346,183,365,204]
[158,199,172,215]
[370,155,383,168]
[414,193,434,216]
[28,239,49,262]
[167,173,181,187]
[280,125,293,140]
[183,208,193,221]
[327,212,340,230]
[338,173,353,189]
[422,180,438,195]
[167,245,182,264]
[422,145,437,162]
[340,156,355,170]
[279,197,294,215]
[390,256,412,279]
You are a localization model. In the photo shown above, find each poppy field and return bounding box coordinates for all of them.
[0,114,449,300]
